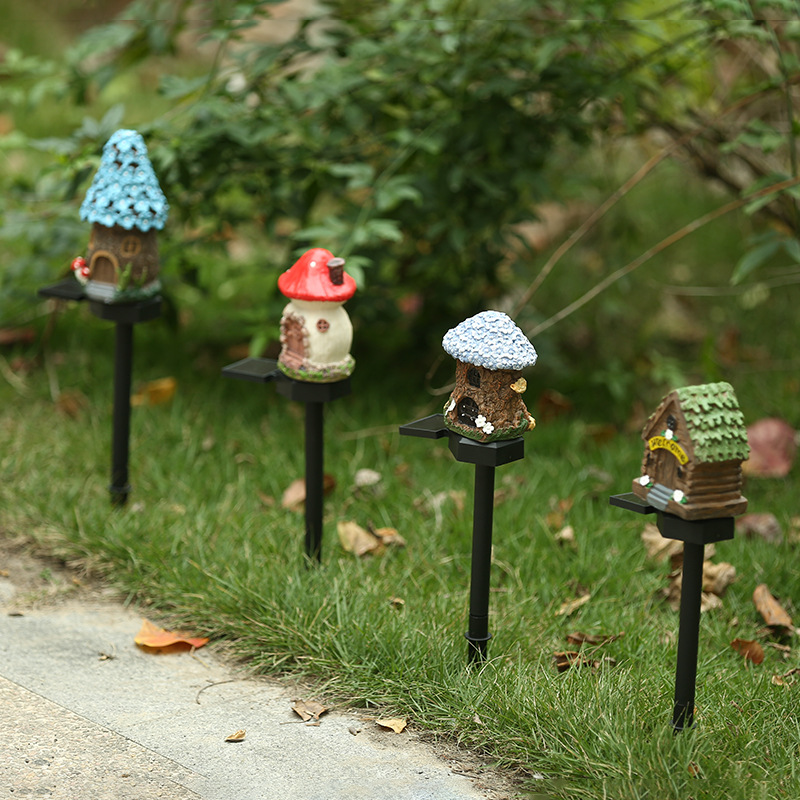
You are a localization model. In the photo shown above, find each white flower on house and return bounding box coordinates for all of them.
[475,415,487,428]
[664,429,674,440]
[638,475,651,486]
[672,489,685,503]
[483,422,494,434]
[446,398,456,413]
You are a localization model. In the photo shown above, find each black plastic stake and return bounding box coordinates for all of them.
[467,463,495,662]
[222,357,351,563]
[110,321,134,506]
[400,415,525,664]
[38,280,161,508]
[610,492,734,731]
[673,540,704,731]
[305,400,324,563]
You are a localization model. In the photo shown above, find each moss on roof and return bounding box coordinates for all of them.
[673,382,750,463]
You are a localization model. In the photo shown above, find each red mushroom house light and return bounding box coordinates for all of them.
[277,248,357,383]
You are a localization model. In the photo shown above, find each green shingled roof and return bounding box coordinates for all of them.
[674,382,750,463]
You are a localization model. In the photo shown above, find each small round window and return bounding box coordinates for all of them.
[467,367,481,388]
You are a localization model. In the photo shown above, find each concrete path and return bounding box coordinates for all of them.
[0,546,515,800]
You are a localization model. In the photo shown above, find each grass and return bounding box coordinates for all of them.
[1,303,799,800]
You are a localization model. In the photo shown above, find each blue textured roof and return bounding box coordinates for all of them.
[80,129,168,231]
[442,311,537,370]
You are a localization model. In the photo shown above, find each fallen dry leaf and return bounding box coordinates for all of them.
[131,376,177,407]
[553,651,616,673]
[566,631,624,647]
[556,594,591,617]
[225,729,246,742]
[291,699,328,722]
[731,638,765,665]
[642,523,684,562]
[702,561,737,596]
[354,468,382,488]
[753,583,793,631]
[371,525,406,548]
[337,521,406,557]
[338,520,383,557]
[663,560,733,611]
[376,718,407,734]
[56,389,89,418]
[742,418,797,478]
[134,619,209,652]
[554,525,576,547]
[736,513,783,545]
[281,474,336,511]
[0,327,36,346]
[772,667,800,686]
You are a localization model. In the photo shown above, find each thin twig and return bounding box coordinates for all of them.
[525,175,800,338]
[512,81,800,317]
[0,355,28,396]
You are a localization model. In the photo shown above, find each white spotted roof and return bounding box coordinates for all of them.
[442,311,537,371]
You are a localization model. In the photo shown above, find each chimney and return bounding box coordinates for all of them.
[327,257,345,286]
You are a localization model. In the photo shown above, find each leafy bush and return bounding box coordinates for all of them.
[1,2,675,345]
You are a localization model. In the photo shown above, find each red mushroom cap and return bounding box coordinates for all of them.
[277,248,357,303]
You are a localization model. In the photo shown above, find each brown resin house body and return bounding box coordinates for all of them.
[442,311,537,443]
[631,382,750,520]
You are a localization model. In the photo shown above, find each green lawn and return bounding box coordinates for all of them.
[1,303,799,800]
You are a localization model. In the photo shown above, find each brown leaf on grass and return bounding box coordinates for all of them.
[134,619,209,652]
[371,525,406,548]
[702,561,737,596]
[0,327,36,346]
[337,521,406,557]
[556,594,591,617]
[731,638,765,665]
[642,523,683,563]
[663,561,734,611]
[281,474,336,511]
[553,651,616,673]
[56,389,89,418]
[772,667,800,686]
[566,631,624,647]
[376,718,407,733]
[291,699,328,722]
[742,418,797,478]
[131,377,177,407]
[753,584,793,631]
[225,729,246,742]
[736,513,783,545]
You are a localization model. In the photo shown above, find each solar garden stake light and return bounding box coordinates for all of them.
[222,248,356,563]
[400,311,537,664]
[39,129,168,507]
[610,381,750,731]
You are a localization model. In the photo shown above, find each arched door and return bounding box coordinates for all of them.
[457,396,480,427]
[89,251,119,284]
[281,315,307,369]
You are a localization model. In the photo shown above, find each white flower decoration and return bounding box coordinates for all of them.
[483,422,494,434]
[446,398,455,413]
[664,429,674,440]
[638,475,651,486]
[475,415,487,428]
[672,489,685,503]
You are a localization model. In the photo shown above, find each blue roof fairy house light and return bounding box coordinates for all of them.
[631,381,750,520]
[72,129,168,303]
[442,310,538,442]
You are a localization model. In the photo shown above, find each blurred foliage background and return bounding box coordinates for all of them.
[1,0,799,422]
